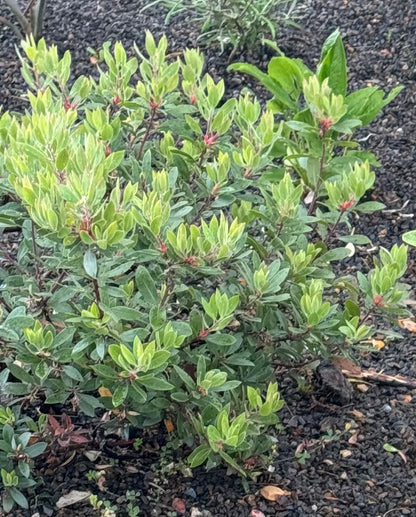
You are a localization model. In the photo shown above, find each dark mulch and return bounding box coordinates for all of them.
[1,0,416,516]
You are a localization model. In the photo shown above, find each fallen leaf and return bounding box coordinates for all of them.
[97,473,107,491]
[349,409,365,420]
[333,357,361,376]
[260,485,291,501]
[356,383,369,392]
[304,190,314,205]
[172,497,186,514]
[98,387,112,397]
[56,490,91,508]
[250,511,266,517]
[398,318,416,332]
[190,508,213,517]
[340,449,352,458]
[164,418,174,433]
[370,338,385,349]
[324,493,339,501]
[84,450,101,461]
[348,432,359,445]
[60,450,76,467]
[398,394,412,404]
[398,450,408,464]
[345,242,355,257]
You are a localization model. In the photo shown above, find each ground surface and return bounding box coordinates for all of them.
[1,0,416,516]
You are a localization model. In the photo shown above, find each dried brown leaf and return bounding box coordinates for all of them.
[56,490,91,508]
[348,432,359,445]
[356,383,369,392]
[260,485,291,501]
[349,409,365,420]
[398,318,416,332]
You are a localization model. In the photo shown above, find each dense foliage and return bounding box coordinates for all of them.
[0,31,410,510]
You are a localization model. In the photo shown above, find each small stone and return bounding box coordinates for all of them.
[185,487,197,499]
[190,508,213,517]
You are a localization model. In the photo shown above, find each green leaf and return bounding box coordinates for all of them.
[317,29,347,96]
[337,234,371,245]
[104,150,124,171]
[2,492,14,513]
[346,85,403,125]
[170,391,189,402]
[205,333,236,347]
[150,306,166,329]
[218,449,247,477]
[7,364,33,385]
[56,149,69,170]
[45,391,70,404]
[228,63,296,109]
[9,487,28,509]
[62,365,84,382]
[130,381,147,403]
[138,375,174,391]
[92,365,119,379]
[112,383,129,407]
[383,443,399,453]
[25,442,47,458]
[104,306,144,322]
[83,250,97,278]
[211,380,241,392]
[320,247,351,262]
[78,394,103,416]
[355,201,385,213]
[188,444,211,467]
[403,230,416,247]
[135,266,159,305]
[173,365,196,390]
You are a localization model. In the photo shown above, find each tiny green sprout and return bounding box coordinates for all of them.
[383,443,407,463]
[133,438,143,451]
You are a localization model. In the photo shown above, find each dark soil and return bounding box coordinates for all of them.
[1,0,416,516]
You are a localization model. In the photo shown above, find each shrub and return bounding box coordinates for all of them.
[0,30,410,508]
[142,0,300,60]
[0,0,47,41]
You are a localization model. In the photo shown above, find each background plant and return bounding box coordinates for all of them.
[142,0,300,60]
[0,0,47,41]
[0,30,411,508]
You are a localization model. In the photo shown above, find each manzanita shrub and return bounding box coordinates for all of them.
[0,30,411,509]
